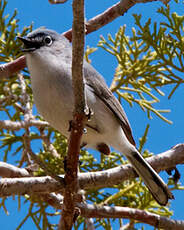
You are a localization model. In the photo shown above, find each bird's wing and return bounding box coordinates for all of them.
[84,61,136,146]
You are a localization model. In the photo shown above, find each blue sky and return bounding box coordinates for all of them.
[1,0,184,229]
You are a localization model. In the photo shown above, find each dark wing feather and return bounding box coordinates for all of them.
[84,61,136,146]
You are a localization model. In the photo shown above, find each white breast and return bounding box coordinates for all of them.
[26,51,74,137]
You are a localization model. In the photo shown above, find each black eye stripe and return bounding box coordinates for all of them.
[26,33,55,49]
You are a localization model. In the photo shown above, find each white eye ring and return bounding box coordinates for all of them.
[44,36,52,46]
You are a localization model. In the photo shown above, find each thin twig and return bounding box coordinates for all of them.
[18,73,33,121]
[39,128,60,158]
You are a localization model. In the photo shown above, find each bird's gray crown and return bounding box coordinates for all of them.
[27,28,60,40]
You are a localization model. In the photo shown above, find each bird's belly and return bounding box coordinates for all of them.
[31,72,121,149]
[37,99,73,138]
[32,80,74,138]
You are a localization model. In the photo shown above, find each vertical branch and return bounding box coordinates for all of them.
[72,0,85,113]
[59,0,86,229]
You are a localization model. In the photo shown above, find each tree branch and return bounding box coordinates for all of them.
[0,55,26,79]
[63,0,167,41]
[0,176,65,197]
[59,0,86,229]
[78,203,184,230]
[0,119,48,130]
[0,144,183,197]
[40,194,184,230]
[63,0,134,41]
[0,162,30,178]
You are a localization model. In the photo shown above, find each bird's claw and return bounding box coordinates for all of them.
[84,106,93,121]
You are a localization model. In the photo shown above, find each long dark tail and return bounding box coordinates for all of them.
[126,151,174,205]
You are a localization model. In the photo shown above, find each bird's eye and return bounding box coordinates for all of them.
[44,36,52,46]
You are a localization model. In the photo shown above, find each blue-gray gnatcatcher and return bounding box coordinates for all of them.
[18,28,174,205]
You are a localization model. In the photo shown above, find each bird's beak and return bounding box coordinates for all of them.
[17,36,37,52]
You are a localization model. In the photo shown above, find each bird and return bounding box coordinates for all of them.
[18,28,174,205]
